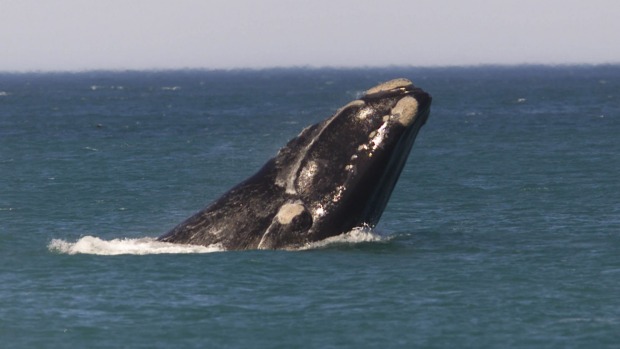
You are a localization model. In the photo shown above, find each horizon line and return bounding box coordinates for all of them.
[2,62,620,74]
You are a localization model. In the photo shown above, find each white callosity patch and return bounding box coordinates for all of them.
[314,205,325,217]
[345,154,358,172]
[276,201,306,225]
[331,185,346,203]
[369,121,389,153]
[355,106,374,120]
[391,96,419,126]
[258,201,309,249]
[354,120,390,159]
[364,78,413,96]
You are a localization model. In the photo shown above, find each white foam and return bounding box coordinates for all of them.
[48,236,224,255]
[49,228,387,255]
[298,226,385,250]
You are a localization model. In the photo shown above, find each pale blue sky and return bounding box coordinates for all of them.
[2,0,619,71]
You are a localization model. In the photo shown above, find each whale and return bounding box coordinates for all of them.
[158,78,432,250]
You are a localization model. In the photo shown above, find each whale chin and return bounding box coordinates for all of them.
[158,78,432,250]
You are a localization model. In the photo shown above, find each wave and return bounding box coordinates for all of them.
[48,236,224,255]
[298,226,386,250]
[48,227,386,255]
[90,85,124,91]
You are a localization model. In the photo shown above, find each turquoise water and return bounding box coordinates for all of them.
[1,66,619,348]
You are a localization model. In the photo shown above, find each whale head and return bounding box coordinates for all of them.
[263,78,432,248]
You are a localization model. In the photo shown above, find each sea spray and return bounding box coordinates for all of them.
[48,236,224,255]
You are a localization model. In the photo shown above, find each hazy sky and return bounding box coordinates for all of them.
[2,0,619,71]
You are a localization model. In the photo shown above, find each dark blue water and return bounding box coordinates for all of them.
[1,66,619,348]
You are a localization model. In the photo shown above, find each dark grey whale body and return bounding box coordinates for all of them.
[158,78,432,250]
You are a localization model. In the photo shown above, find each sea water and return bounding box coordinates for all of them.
[1,66,619,348]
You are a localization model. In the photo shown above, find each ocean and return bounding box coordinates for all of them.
[1,66,619,348]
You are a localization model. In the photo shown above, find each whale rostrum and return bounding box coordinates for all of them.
[158,78,432,250]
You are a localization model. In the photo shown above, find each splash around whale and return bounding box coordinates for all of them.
[158,78,432,250]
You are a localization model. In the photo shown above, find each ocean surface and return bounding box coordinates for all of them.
[1,66,619,348]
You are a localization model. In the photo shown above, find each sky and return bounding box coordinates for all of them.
[1,0,619,71]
